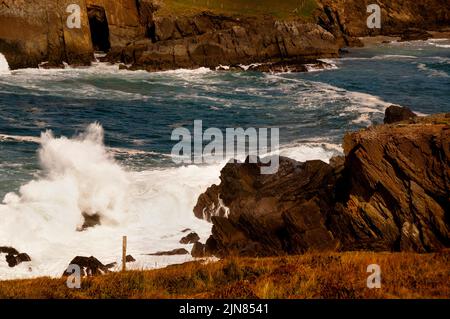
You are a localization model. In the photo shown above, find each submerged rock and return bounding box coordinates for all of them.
[148,248,189,256]
[194,112,450,257]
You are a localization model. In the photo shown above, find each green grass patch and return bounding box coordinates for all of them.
[157,0,319,19]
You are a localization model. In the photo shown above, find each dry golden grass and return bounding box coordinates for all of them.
[0,251,448,299]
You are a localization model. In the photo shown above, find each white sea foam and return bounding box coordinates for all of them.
[416,63,449,78]
[0,53,10,75]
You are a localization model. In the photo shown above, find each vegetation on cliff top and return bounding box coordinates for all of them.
[0,251,448,299]
[156,0,318,19]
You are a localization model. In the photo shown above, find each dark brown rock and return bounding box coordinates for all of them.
[63,256,112,277]
[1,247,31,267]
[125,255,136,262]
[384,105,417,124]
[148,248,189,256]
[5,253,31,268]
[180,232,200,244]
[0,247,19,255]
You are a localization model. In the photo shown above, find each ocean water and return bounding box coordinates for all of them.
[0,39,449,279]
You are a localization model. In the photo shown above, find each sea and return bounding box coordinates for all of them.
[0,38,449,279]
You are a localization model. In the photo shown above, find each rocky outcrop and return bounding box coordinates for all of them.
[315,0,450,45]
[0,0,143,69]
[109,14,339,71]
[195,113,450,257]
[384,105,417,124]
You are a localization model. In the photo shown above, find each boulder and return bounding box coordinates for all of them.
[125,255,136,262]
[63,256,113,277]
[5,253,31,268]
[180,232,200,244]
[0,247,31,268]
[384,105,417,124]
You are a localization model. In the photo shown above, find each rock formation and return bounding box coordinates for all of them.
[194,112,450,257]
[315,0,450,45]
[1,0,449,70]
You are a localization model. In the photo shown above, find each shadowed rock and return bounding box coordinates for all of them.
[384,105,417,124]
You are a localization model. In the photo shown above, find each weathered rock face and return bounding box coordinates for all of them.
[315,0,450,45]
[195,113,450,257]
[110,14,340,71]
[337,114,450,252]
[0,0,143,69]
[196,157,342,257]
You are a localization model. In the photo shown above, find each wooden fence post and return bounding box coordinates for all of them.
[122,236,127,272]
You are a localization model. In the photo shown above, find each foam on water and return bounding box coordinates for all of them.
[0,53,10,75]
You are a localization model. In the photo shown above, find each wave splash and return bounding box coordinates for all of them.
[0,53,10,74]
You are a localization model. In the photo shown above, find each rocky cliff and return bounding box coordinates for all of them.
[194,112,450,257]
[0,0,143,69]
[316,0,450,45]
[1,0,449,70]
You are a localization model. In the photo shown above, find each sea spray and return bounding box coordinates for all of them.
[0,123,219,279]
[0,53,10,74]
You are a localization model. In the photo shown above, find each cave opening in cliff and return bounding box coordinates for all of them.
[87,5,111,52]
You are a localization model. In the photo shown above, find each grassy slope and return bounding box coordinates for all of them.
[0,251,448,299]
[156,0,319,19]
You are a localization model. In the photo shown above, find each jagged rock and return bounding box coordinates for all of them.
[195,112,450,257]
[113,16,339,71]
[195,156,341,257]
[63,256,113,277]
[338,113,450,252]
[6,253,31,268]
[180,232,200,244]
[384,105,417,124]
[315,0,450,46]
[148,248,189,256]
